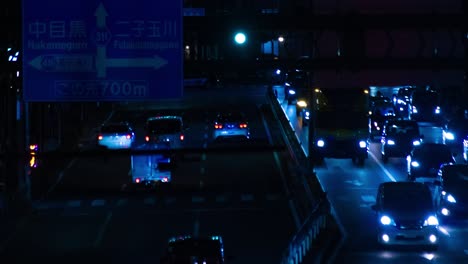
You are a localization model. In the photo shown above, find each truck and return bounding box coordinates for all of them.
[130,143,173,186]
[298,87,370,166]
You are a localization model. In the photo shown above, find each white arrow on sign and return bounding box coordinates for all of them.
[29,54,95,72]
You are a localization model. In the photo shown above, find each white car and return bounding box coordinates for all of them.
[371,181,439,249]
[97,122,135,149]
[213,112,250,140]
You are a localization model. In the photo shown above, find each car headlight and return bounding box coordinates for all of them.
[446,194,457,203]
[412,140,421,146]
[317,139,325,147]
[387,139,395,145]
[380,215,393,225]
[424,215,439,226]
[297,100,307,107]
[435,106,441,114]
[444,132,455,141]
[359,140,367,148]
[412,106,418,113]
[288,89,296,95]
[411,161,420,167]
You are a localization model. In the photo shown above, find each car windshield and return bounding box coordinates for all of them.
[217,113,244,123]
[413,145,452,161]
[383,188,433,212]
[147,119,182,134]
[387,123,419,137]
[316,111,368,130]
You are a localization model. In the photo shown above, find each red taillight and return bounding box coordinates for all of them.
[180,134,184,141]
[135,178,140,183]
[214,124,223,129]
[145,136,150,142]
[239,123,248,128]
[98,135,103,140]
[126,134,131,139]
[162,177,168,182]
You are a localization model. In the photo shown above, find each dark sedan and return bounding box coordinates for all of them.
[407,143,455,181]
[381,119,422,163]
[434,164,468,219]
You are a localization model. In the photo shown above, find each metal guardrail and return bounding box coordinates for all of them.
[265,85,341,264]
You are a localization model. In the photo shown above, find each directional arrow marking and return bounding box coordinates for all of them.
[94,2,108,28]
[106,55,168,69]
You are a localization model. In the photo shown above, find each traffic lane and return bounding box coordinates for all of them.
[316,153,468,263]
[48,154,131,196]
[198,204,294,264]
[98,201,294,263]
[274,85,468,262]
[0,210,111,263]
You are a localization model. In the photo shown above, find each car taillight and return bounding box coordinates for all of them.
[98,135,103,140]
[162,177,168,182]
[180,134,184,141]
[135,178,140,183]
[239,123,248,128]
[145,136,150,142]
[126,134,131,139]
[214,124,223,129]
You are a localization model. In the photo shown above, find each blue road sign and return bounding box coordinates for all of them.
[23,0,183,102]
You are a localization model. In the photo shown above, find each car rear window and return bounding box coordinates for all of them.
[147,119,182,134]
[101,124,130,133]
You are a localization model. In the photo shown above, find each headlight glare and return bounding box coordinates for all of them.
[424,215,439,226]
[380,215,392,225]
[446,194,456,203]
[444,132,455,140]
[288,90,296,95]
[359,141,367,148]
[387,140,395,145]
[317,140,325,147]
[411,161,420,167]
[297,100,307,107]
[412,140,421,146]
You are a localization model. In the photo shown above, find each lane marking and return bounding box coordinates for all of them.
[361,195,375,203]
[67,200,81,207]
[201,153,206,161]
[144,197,156,206]
[192,196,205,203]
[91,199,106,207]
[215,195,227,203]
[240,194,254,202]
[369,151,397,182]
[193,212,200,238]
[164,197,176,204]
[93,211,112,248]
[115,198,128,207]
[438,226,451,237]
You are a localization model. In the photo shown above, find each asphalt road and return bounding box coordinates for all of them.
[0,84,297,263]
[273,85,468,263]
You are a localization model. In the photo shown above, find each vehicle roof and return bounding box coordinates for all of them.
[146,115,182,122]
